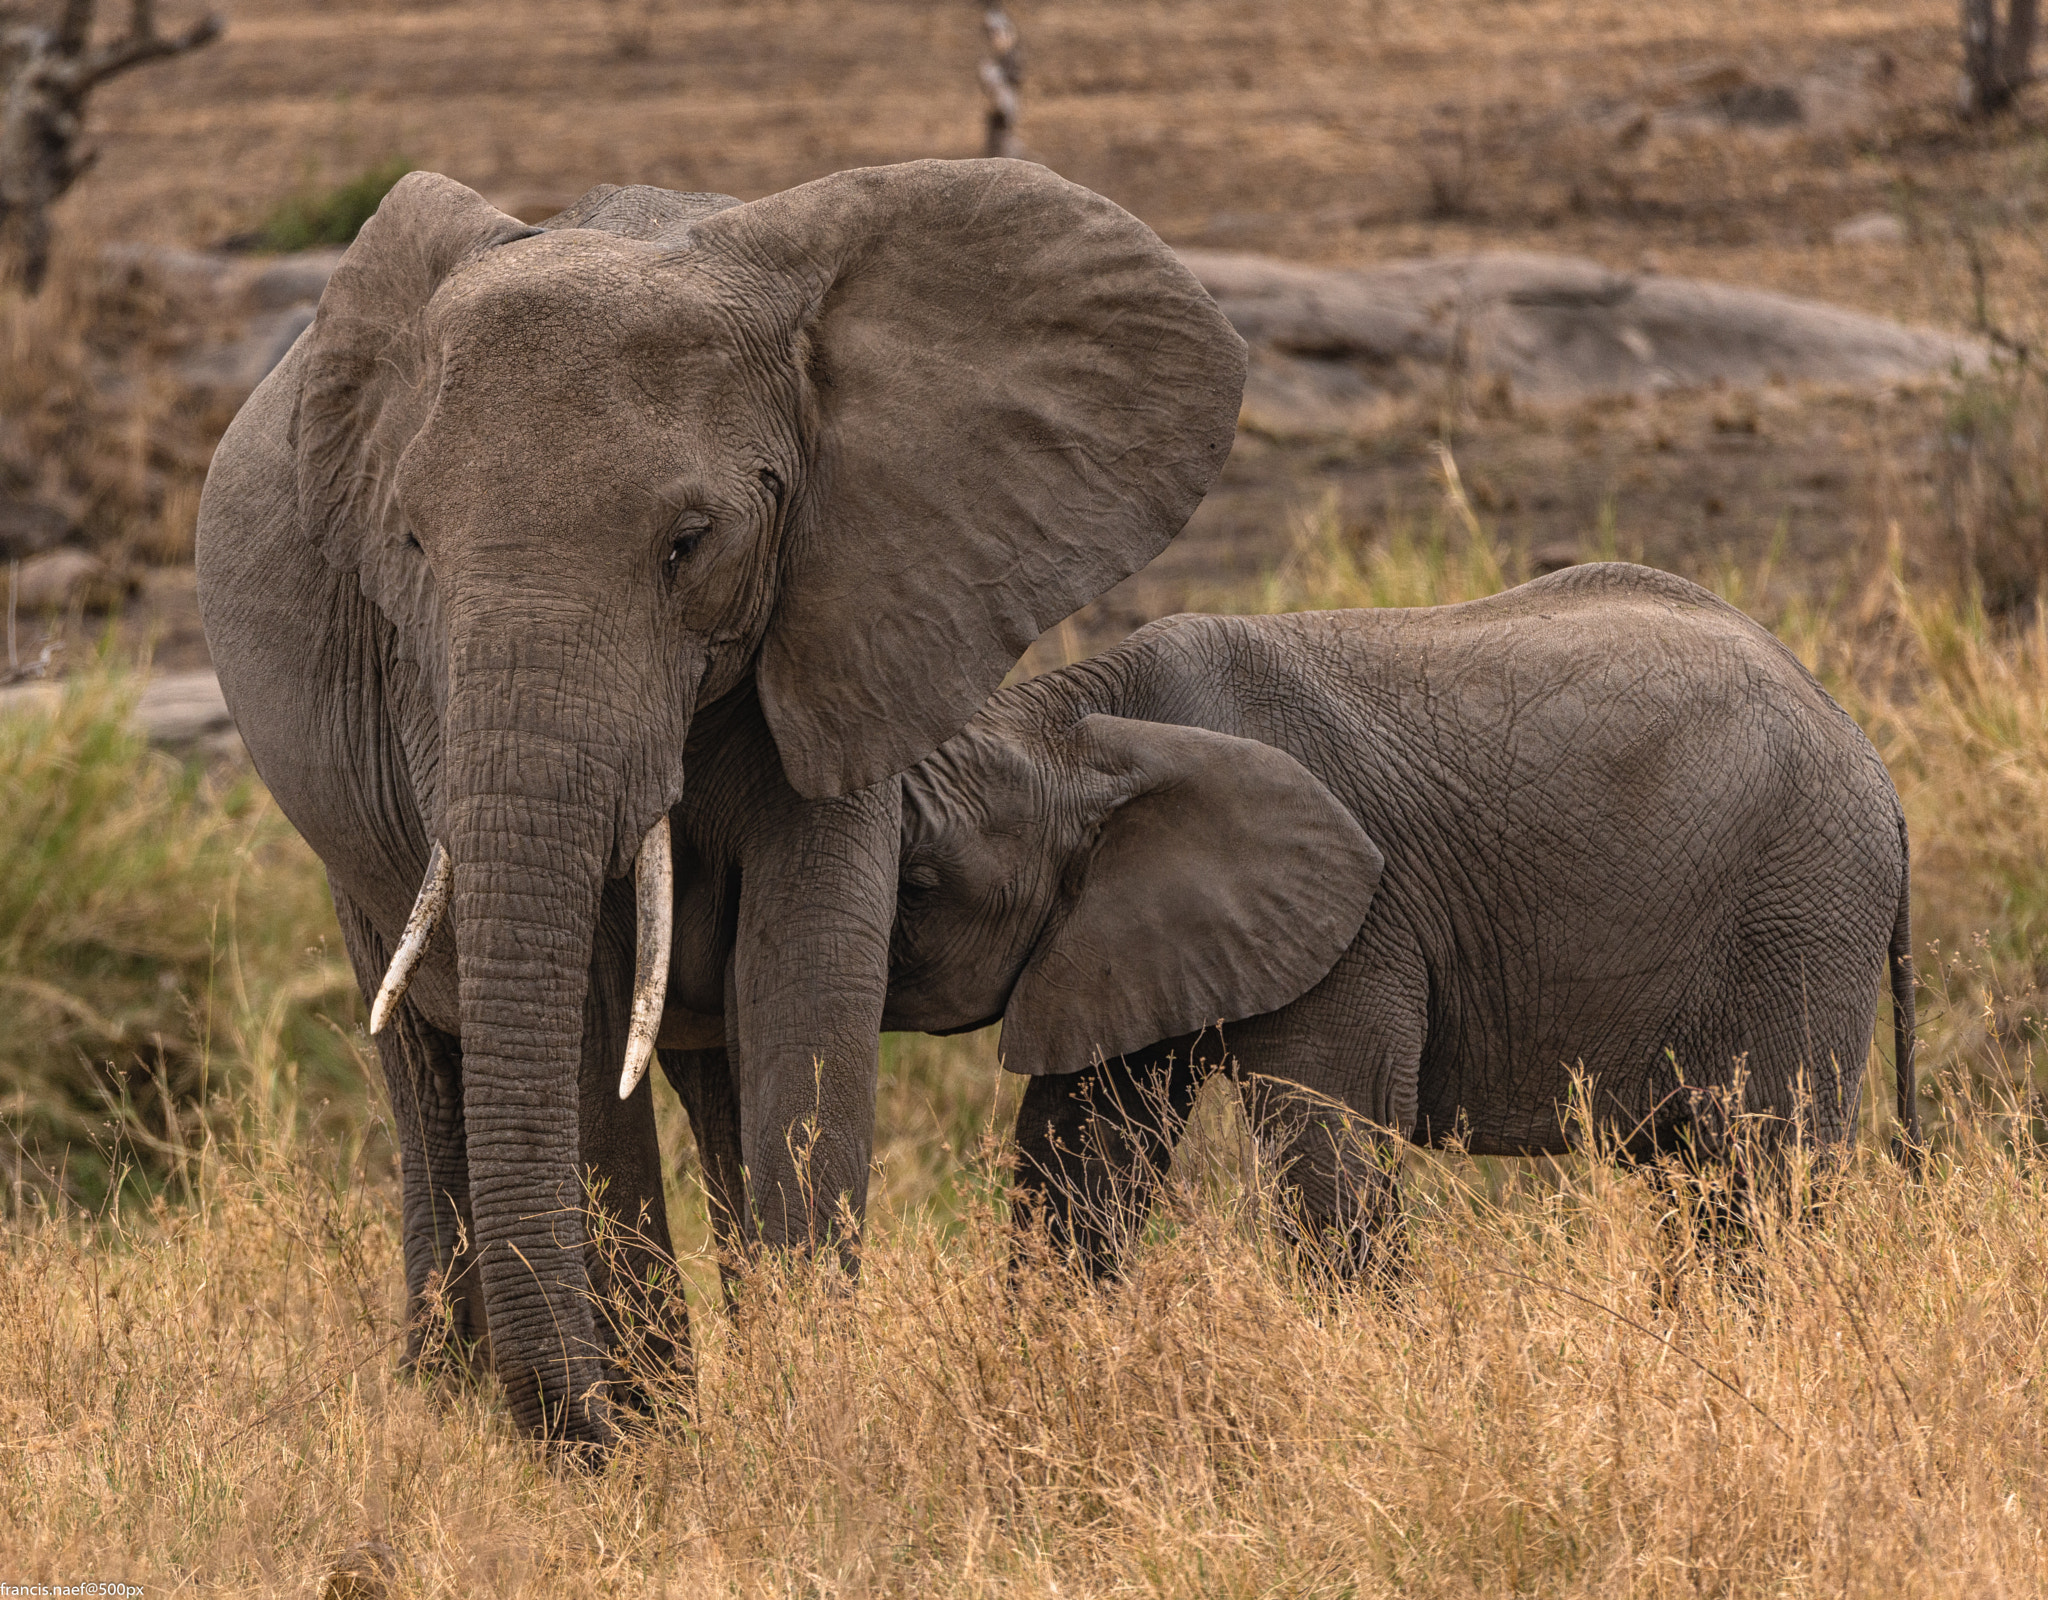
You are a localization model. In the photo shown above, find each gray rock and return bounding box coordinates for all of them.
[99,240,338,313]
[9,547,101,611]
[1832,211,1908,246]
[0,668,242,757]
[1179,248,1984,434]
[0,681,58,719]
[244,249,343,310]
[101,242,339,398]
[98,241,241,297]
[0,498,71,560]
[1717,82,1804,127]
[177,305,316,393]
[135,670,236,748]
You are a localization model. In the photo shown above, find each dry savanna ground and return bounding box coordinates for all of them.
[11,0,2048,1594]
[19,0,2048,659]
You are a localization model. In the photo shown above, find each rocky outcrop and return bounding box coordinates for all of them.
[141,241,1985,434]
[1182,249,1986,435]
[8,547,105,612]
[100,243,347,395]
[0,668,239,757]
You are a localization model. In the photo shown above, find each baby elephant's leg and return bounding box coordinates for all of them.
[1010,1031,1215,1280]
[1236,1075,1407,1289]
[1618,1082,1804,1304]
[1228,930,1428,1290]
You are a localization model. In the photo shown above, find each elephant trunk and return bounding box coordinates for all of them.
[439,604,691,1446]
[447,781,608,1441]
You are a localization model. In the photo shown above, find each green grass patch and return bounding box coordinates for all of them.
[250,157,414,251]
[0,664,365,1210]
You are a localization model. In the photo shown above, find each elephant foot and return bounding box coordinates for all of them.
[320,1539,402,1600]
[399,1336,492,1395]
[502,1368,626,1462]
[1007,1181,1134,1289]
[599,1330,695,1430]
[1633,1171,1773,1314]
[1009,1048,1207,1284]
[1621,1119,1786,1310]
[1283,1202,1408,1299]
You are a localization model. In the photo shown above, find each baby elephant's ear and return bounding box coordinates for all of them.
[1000,715,1383,1078]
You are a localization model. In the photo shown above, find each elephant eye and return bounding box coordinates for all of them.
[664,516,711,581]
[758,467,785,503]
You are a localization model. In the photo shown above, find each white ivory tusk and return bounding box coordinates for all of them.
[619,816,674,1100]
[370,840,452,1035]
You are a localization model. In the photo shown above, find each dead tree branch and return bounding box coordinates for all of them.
[0,0,221,291]
[1961,0,2039,117]
[979,7,1022,159]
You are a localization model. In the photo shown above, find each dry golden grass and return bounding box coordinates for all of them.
[8,1054,2048,1594]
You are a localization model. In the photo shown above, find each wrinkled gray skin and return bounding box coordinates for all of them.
[875,565,1917,1279]
[194,162,1245,1446]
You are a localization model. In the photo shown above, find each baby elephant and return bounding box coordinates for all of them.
[883,563,1916,1280]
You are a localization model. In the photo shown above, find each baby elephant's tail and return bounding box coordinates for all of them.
[1890,830,1920,1167]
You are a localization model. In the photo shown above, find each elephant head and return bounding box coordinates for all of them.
[263,161,1243,1440]
[884,704,1384,1074]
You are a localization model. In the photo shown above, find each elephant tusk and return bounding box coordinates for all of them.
[620,816,674,1100]
[370,840,452,1035]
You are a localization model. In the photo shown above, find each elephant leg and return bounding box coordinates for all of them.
[1618,1093,1778,1302]
[659,1044,752,1308]
[1011,1033,1210,1282]
[729,780,900,1272]
[1223,930,1426,1292]
[1235,1073,1407,1292]
[333,890,488,1374]
[581,877,692,1410]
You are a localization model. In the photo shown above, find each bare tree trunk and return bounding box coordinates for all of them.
[1962,0,2038,117]
[596,0,663,61]
[2005,0,2041,84]
[979,7,1022,159]
[0,0,221,292]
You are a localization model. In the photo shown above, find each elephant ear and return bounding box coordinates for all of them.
[687,160,1248,799]
[294,172,537,709]
[999,715,1383,1077]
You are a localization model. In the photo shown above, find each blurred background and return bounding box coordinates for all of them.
[5,0,2038,660]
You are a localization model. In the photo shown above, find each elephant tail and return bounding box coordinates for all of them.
[1889,824,1921,1168]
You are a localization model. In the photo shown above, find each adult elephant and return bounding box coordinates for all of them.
[195,162,1245,1446]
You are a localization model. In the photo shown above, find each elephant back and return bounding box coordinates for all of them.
[540,184,742,245]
